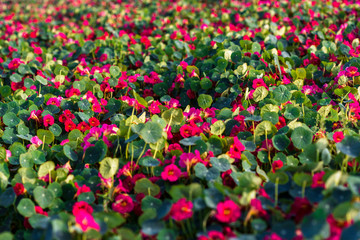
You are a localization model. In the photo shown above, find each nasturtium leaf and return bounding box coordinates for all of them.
[3,112,20,127]
[48,182,62,198]
[252,42,261,53]
[84,140,107,164]
[0,86,11,98]
[296,68,306,79]
[10,73,22,83]
[19,152,34,168]
[63,145,78,161]
[161,108,183,125]
[284,105,300,120]
[33,186,54,209]
[210,120,225,135]
[49,123,62,136]
[0,102,8,116]
[255,120,277,136]
[272,134,290,151]
[268,172,289,185]
[78,192,95,203]
[35,75,47,85]
[291,127,313,149]
[37,129,54,144]
[17,198,36,217]
[110,66,121,78]
[139,156,160,167]
[210,157,231,172]
[134,178,160,197]
[139,121,163,144]
[293,172,312,187]
[197,94,213,109]
[29,214,50,229]
[38,161,55,178]
[262,112,279,125]
[0,187,15,207]
[141,196,162,210]
[253,86,268,102]
[273,85,291,103]
[213,35,226,43]
[336,136,360,158]
[231,51,242,63]
[99,157,119,179]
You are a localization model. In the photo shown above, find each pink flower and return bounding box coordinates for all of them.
[112,194,134,214]
[228,137,245,159]
[170,198,193,221]
[43,115,54,127]
[161,164,181,182]
[333,131,344,143]
[198,231,225,240]
[215,200,241,223]
[31,136,43,147]
[252,78,267,89]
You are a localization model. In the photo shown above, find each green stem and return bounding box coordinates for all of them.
[275,177,279,207]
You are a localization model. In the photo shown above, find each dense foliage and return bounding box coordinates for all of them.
[0,0,360,239]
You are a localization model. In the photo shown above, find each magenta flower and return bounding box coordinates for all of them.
[333,131,344,143]
[215,200,241,223]
[346,66,360,77]
[228,137,245,159]
[170,198,193,221]
[161,164,181,182]
[112,194,134,214]
[43,115,54,127]
[75,210,100,232]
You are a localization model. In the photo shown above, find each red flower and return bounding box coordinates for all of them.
[170,198,193,221]
[312,171,325,188]
[161,164,181,182]
[215,200,241,223]
[333,131,344,143]
[74,182,91,197]
[64,120,76,132]
[13,183,26,196]
[272,160,283,173]
[346,66,360,77]
[112,194,134,214]
[228,137,245,159]
[88,117,100,127]
[43,115,54,127]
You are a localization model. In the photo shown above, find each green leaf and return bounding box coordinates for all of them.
[0,187,15,207]
[291,127,313,149]
[139,156,160,167]
[29,214,50,229]
[37,129,54,144]
[268,172,289,185]
[213,35,226,43]
[10,73,22,83]
[99,157,119,179]
[110,66,121,78]
[293,172,312,187]
[296,68,306,79]
[63,145,78,161]
[139,121,163,144]
[38,161,55,178]
[78,192,95,203]
[35,75,47,85]
[273,85,291,103]
[336,136,360,158]
[49,123,62,136]
[34,186,55,209]
[210,157,231,172]
[17,198,36,217]
[253,86,268,102]
[197,94,213,109]
[272,134,290,151]
[231,51,242,63]
[252,42,261,53]
[134,178,160,197]
[210,120,225,135]
[3,112,20,127]
[161,108,183,125]
[84,140,107,164]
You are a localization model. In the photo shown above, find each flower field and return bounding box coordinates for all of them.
[1,0,360,239]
